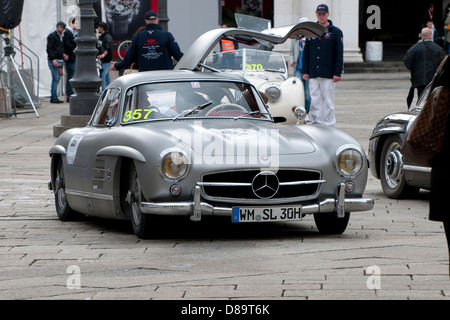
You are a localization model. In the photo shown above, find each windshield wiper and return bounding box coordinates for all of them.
[172,101,213,121]
[233,111,269,120]
[265,68,285,73]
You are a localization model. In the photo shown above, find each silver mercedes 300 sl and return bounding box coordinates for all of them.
[49,20,374,238]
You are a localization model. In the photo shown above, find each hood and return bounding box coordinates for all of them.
[144,120,316,158]
[175,18,327,71]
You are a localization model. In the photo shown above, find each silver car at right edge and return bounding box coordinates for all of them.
[368,84,431,199]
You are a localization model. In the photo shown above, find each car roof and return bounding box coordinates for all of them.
[108,69,249,88]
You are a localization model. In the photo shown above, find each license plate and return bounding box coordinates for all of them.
[232,206,302,223]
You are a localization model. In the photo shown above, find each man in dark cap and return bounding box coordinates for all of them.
[302,4,344,126]
[46,21,67,103]
[110,10,184,72]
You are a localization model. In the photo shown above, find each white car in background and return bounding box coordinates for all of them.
[204,48,305,125]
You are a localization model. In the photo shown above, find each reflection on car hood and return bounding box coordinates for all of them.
[141,120,316,156]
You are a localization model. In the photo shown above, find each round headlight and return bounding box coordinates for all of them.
[334,146,364,178]
[266,85,281,102]
[159,150,189,181]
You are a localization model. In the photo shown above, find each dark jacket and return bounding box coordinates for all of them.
[98,32,113,63]
[430,87,450,223]
[115,24,183,72]
[63,28,77,63]
[403,40,445,88]
[46,30,64,61]
[301,20,344,79]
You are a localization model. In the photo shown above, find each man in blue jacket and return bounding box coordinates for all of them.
[110,11,183,72]
[302,4,343,126]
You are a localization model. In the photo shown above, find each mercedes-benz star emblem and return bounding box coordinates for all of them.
[252,171,280,199]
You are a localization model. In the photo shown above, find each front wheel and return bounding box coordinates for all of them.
[314,212,350,234]
[126,162,154,239]
[380,135,419,199]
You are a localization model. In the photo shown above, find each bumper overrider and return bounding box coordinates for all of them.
[140,183,375,222]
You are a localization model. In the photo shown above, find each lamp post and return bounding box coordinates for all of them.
[69,0,102,115]
[53,0,101,137]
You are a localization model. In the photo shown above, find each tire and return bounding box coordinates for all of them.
[53,157,81,221]
[314,212,350,235]
[117,40,132,60]
[127,162,154,239]
[380,135,419,199]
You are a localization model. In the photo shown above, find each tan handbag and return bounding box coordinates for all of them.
[123,62,138,75]
[402,86,450,166]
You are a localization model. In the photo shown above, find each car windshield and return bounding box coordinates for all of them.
[203,49,287,74]
[121,80,271,124]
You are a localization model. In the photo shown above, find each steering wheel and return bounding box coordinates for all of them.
[147,106,161,113]
[205,103,247,116]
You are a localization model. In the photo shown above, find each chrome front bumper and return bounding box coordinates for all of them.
[140,183,375,222]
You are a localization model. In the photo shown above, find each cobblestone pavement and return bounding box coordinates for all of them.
[1,77,449,301]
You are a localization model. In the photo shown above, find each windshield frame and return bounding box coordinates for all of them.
[119,79,273,125]
[414,83,431,112]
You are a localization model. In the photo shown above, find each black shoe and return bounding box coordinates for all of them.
[66,96,70,103]
[50,98,64,104]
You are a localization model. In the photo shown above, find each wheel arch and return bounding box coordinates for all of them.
[49,152,64,193]
[373,131,404,180]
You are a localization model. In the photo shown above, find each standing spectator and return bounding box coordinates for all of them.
[423,3,435,27]
[289,17,311,115]
[110,10,183,72]
[97,21,113,91]
[302,4,343,126]
[63,16,78,102]
[46,21,66,104]
[444,9,450,53]
[404,28,445,107]
[424,20,444,44]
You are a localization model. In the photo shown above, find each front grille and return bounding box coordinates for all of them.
[200,169,323,201]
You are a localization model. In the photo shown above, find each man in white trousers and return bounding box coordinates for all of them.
[302,4,344,126]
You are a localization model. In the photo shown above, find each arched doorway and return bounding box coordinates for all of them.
[359,0,446,61]
[221,0,274,27]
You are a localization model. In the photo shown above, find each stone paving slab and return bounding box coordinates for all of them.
[1,77,449,302]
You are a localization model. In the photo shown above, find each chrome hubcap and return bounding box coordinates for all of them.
[384,143,404,189]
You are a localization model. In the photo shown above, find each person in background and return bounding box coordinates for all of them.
[404,28,445,107]
[46,21,66,104]
[220,24,239,69]
[444,8,450,54]
[97,21,113,91]
[424,20,444,44]
[63,16,78,102]
[302,4,343,126]
[110,10,183,72]
[289,17,311,117]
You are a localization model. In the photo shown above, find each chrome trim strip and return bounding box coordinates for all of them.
[280,180,326,186]
[197,182,252,187]
[402,165,431,173]
[197,180,326,187]
[65,189,114,201]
